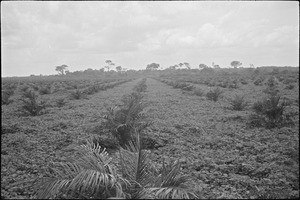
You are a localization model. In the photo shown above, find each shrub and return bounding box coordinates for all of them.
[228,80,239,89]
[2,89,14,105]
[173,81,183,89]
[206,87,223,102]
[263,76,280,96]
[201,67,215,74]
[283,77,296,85]
[254,78,263,86]
[240,79,248,85]
[19,84,30,92]
[228,94,249,111]
[39,86,51,95]
[99,84,108,91]
[133,78,147,93]
[31,84,40,91]
[265,75,280,87]
[19,90,47,116]
[248,94,295,128]
[103,92,149,147]
[56,98,67,107]
[182,84,195,91]
[193,88,205,96]
[70,89,86,100]
[83,85,99,95]
[285,84,295,90]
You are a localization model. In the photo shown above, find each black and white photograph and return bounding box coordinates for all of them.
[1,1,299,199]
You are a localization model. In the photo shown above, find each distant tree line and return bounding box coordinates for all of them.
[54,60,246,76]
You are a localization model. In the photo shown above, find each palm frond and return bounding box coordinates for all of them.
[36,141,128,199]
[145,159,197,199]
[36,177,72,199]
[119,132,156,198]
[67,169,125,198]
[53,162,83,179]
[145,186,196,199]
[35,162,82,198]
[73,140,113,171]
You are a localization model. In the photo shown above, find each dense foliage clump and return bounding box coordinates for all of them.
[103,79,150,148]
[19,90,47,116]
[2,89,14,105]
[228,94,249,111]
[69,89,86,100]
[206,87,223,102]
[35,136,197,199]
[248,77,296,128]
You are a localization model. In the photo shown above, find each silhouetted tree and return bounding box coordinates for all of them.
[146,63,160,70]
[55,64,68,75]
[231,61,242,68]
[199,64,209,69]
[105,60,115,71]
[183,62,191,69]
[116,66,122,72]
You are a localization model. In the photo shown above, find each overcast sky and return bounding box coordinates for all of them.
[1,1,299,77]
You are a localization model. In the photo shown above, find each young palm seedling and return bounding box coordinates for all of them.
[19,90,47,116]
[228,94,249,111]
[34,140,128,199]
[206,87,223,102]
[35,132,197,199]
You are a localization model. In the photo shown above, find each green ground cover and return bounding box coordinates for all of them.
[1,70,299,199]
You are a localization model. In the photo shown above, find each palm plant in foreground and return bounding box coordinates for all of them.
[35,133,197,199]
[119,132,197,199]
[35,141,128,199]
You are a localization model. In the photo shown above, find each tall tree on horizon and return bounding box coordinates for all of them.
[55,64,68,75]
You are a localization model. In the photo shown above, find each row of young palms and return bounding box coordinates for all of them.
[34,78,198,199]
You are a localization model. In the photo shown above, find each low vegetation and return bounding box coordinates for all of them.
[248,93,295,128]
[35,135,197,199]
[19,90,47,116]
[1,67,299,199]
[103,79,150,148]
[228,94,249,111]
[248,77,296,128]
[2,89,14,105]
[206,87,223,102]
[193,88,205,96]
[69,89,86,100]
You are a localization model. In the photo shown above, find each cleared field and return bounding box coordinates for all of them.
[144,78,299,198]
[1,70,299,199]
[1,78,141,199]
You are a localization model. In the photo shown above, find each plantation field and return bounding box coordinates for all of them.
[1,69,299,199]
